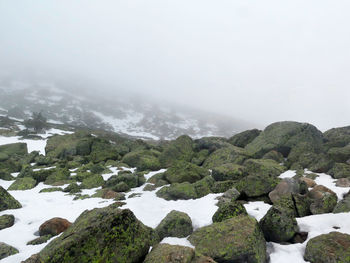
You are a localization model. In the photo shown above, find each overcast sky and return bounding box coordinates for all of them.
[0,0,349,131]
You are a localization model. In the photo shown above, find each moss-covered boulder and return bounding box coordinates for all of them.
[259,206,298,243]
[159,135,194,167]
[194,137,230,153]
[262,150,284,163]
[212,201,247,223]
[189,215,266,263]
[8,177,37,190]
[156,183,197,201]
[245,121,324,159]
[216,188,241,207]
[268,178,308,204]
[155,210,193,240]
[105,172,144,190]
[0,186,22,211]
[333,193,350,213]
[191,149,210,166]
[328,145,350,163]
[235,174,280,198]
[27,235,53,246]
[228,129,261,148]
[39,187,63,193]
[324,126,350,149]
[144,244,194,263]
[308,185,338,214]
[211,180,236,194]
[0,142,28,157]
[63,183,81,194]
[80,174,104,189]
[304,232,350,263]
[44,168,70,185]
[203,145,249,169]
[122,150,161,171]
[164,161,209,184]
[244,159,286,177]
[0,214,14,230]
[329,163,350,179]
[89,139,120,163]
[211,163,247,181]
[0,170,14,180]
[0,242,19,260]
[34,204,155,263]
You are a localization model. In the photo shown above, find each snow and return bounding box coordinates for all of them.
[244,201,272,221]
[160,237,194,248]
[101,167,136,181]
[313,173,350,200]
[279,170,297,179]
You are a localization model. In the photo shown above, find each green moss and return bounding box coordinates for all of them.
[212,201,247,222]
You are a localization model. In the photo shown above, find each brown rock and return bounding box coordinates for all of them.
[39,217,72,237]
[300,177,316,188]
[335,178,350,187]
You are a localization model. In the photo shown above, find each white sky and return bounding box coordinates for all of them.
[0,0,349,131]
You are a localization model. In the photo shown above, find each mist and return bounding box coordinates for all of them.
[1,0,350,131]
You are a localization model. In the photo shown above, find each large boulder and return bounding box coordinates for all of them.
[308,185,338,214]
[144,244,194,263]
[189,215,266,263]
[159,135,194,167]
[122,150,161,171]
[268,178,308,204]
[329,163,350,179]
[194,137,230,153]
[203,145,249,169]
[324,126,350,149]
[0,242,19,260]
[245,121,324,160]
[228,129,261,148]
[164,161,209,184]
[39,217,72,236]
[333,192,350,213]
[259,206,298,243]
[304,232,350,263]
[0,186,22,212]
[155,210,193,240]
[211,163,247,181]
[0,214,15,230]
[235,174,280,198]
[8,177,37,190]
[33,204,155,263]
[244,159,286,177]
[212,201,247,223]
[328,145,350,163]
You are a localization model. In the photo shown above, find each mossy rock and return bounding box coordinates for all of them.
[105,172,142,190]
[324,126,350,149]
[212,201,247,223]
[34,155,54,166]
[30,168,57,183]
[8,177,37,190]
[304,232,350,263]
[147,172,166,184]
[143,184,157,191]
[262,150,284,163]
[159,135,194,167]
[328,145,350,163]
[0,170,14,181]
[194,137,230,153]
[63,183,81,194]
[0,242,19,260]
[211,180,236,194]
[308,186,338,215]
[89,139,120,163]
[0,186,22,211]
[211,163,247,181]
[80,174,104,189]
[39,187,63,193]
[35,205,154,263]
[27,235,53,245]
[189,215,266,263]
[245,121,324,158]
[156,183,197,201]
[203,146,249,169]
[244,158,286,177]
[144,244,194,263]
[216,188,241,207]
[228,129,261,148]
[333,193,350,213]
[44,168,70,185]
[112,182,130,192]
[0,142,28,157]
[329,163,350,179]
[307,153,334,173]
[259,206,298,243]
[155,210,193,240]
[0,214,15,230]
[122,150,161,171]
[193,176,215,198]
[0,152,9,161]
[235,174,280,198]
[191,149,210,166]
[0,157,22,173]
[164,161,209,184]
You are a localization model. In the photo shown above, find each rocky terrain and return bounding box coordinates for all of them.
[0,116,350,262]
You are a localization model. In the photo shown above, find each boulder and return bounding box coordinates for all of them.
[268,178,308,204]
[304,232,350,263]
[244,159,286,177]
[39,217,72,236]
[215,188,241,207]
[164,161,209,184]
[27,235,53,245]
[211,163,247,181]
[156,183,197,201]
[328,145,350,163]
[0,142,28,157]
[0,214,15,230]
[235,174,280,198]
[44,168,70,185]
[194,137,230,153]
[144,244,194,263]
[262,150,284,163]
[324,126,350,149]
[34,205,155,263]
[202,145,248,169]
[333,193,350,213]
[189,215,266,263]
[80,174,104,189]
[336,178,350,187]
[329,163,350,179]
[212,201,247,223]
[155,210,193,240]
[122,150,161,171]
[308,185,338,214]
[211,180,236,194]
[159,135,194,167]
[8,177,37,190]
[0,242,19,260]
[228,129,261,148]
[299,177,316,188]
[0,186,22,211]
[259,206,298,243]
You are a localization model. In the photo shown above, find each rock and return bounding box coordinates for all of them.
[0,186,22,211]
[299,177,316,188]
[34,205,155,263]
[324,126,350,149]
[8,177,37,190]
[159,135,194,167]
[156,183,197,201]
[89,138,120,163]
[143,184,157,191]
[122,150,161,171]
[21,253,40,263]
[308,185,338,214]
[0,142,28,157]
[259,206,298,243]
[80,174,104,189]
[268,178,308,203]
[39,217,72,236]
[155,210,193,240]
[105,172,143,189]
[63,183,81,194]
[244,158,286,177]
[333,193,350,213]
[245,121,324,159]
[262,150,284,163]
[27,235,53,245]
[228,129,261,148]
[216,188,241,206]
[329,163,350,179]
[212,201,247,222]
[191,149,210,166]
[336,178,350,187]
[92,189,125,200]
[39,187,63,193]
[304,232,350,263]
[164,161,209,184]
[202,145,248,169]
[0,242,19,260]
[144,244,194,263]
[194,137,230,153]
[44,168,70,185]
[211,163,247,181]
[0,214,15,230]
[189,215,266,263]
[328,145,350,163]
[211,180,236,194]
[235,174,280,198]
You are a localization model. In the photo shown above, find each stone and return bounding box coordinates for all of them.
[0,214,15,230]
[0,186,22,212]
[39,217,72,236]
[212,201,247,222]
[0,242,19,260]
[228,129,261,148]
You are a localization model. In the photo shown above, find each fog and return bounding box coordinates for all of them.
[1,0,350,131]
